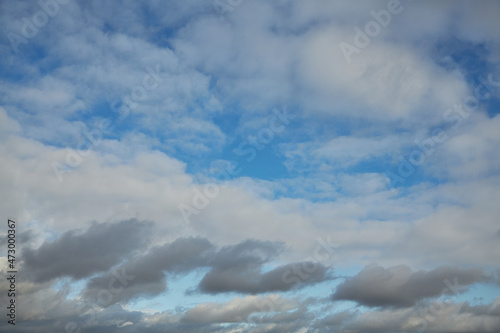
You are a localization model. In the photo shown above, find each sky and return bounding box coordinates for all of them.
[1,0,500,332]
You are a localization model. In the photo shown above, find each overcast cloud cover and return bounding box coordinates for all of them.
[1,0,500,332]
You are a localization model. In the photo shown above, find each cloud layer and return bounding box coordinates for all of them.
[1,0,500,332]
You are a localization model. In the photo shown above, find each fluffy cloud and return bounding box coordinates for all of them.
[198,240,330,294]
[82,236,215,305]
[332,264,489,307]
[23,219,153,282]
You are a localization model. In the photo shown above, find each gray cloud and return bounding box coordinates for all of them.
[332,264,489,308]
[199,261,330,294]
[181,294,300,324]
[197,239,330,294]
[83,236,214,305]
[81,237,330,307]
[2,294,499,333]
[0,229,32,250]
[460,300,500,317]
[326,299,500,333]
[23,219,153,282]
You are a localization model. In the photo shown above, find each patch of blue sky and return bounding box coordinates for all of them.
[485,97,500,118]
[433,39,489,76]
[0,57,28,82]
[53,277,88,300]
[211,111,241,142]
[184,124,294,181]
[125,269,235,313]
[124,263,354,315]
[451,282,500,306]
[90,101,144,138]
[436,41,500,107]
[226,145,290,181]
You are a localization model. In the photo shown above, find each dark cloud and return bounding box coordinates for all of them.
[82,237,215,305]
[198,261,329,294]
[209,239,283,269]
[198,240,330,294]
[332,264,488,308]
[82,238,330,307]
[3,296,499,333]
[0,229,33,251]
[0,303,145,333]
[460,300,500,317]
[308,297,500,333]
[22,219,153,282]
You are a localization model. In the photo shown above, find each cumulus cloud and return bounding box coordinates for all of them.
[198,239,330,294]
[82,236,214,305]
[80,237,330,307]
[332,264,489,308]
[23,219,153,282]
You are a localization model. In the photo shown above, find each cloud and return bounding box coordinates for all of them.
[0,106,21,138]
[79,236,330,307]
[280,135,407,176]
[1,1,500,332]
[332,264,489,308]
[199,260,329,294]
[197,239,330,294]
[430,113,500,180]
[325,298,500,333]
[181,294,297,323]
[0,229,32,250]
[82,236,214,305]
[23,219,153,282]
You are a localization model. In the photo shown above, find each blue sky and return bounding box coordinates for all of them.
[1,0,500,332]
